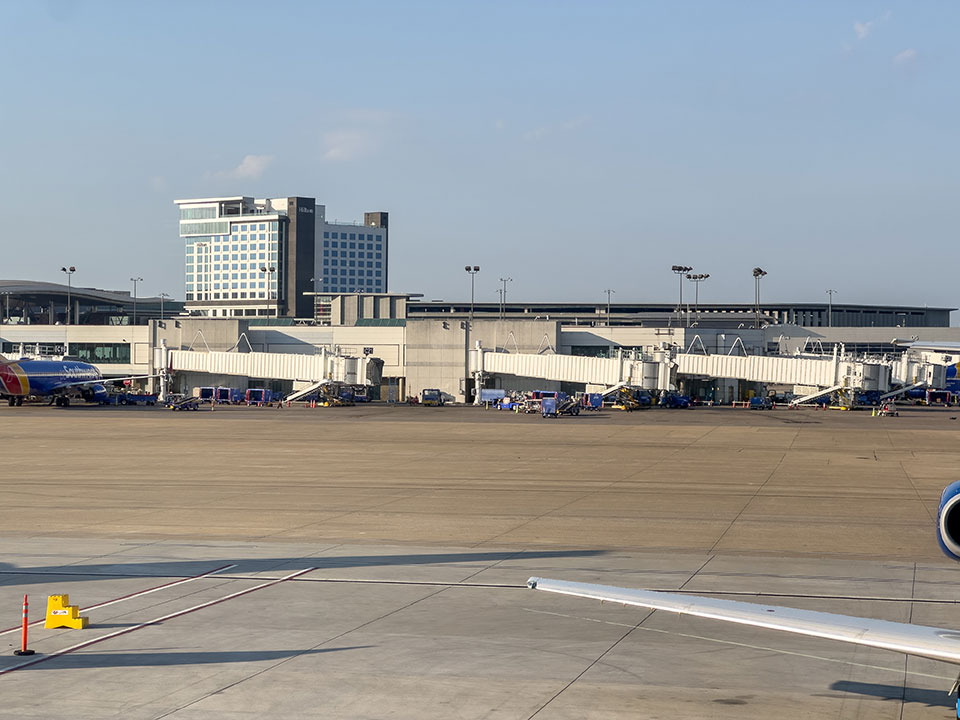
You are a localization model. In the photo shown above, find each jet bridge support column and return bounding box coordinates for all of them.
[157,339,170,402]
[473,340,484,405]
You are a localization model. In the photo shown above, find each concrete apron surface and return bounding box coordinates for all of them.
[1,403,959,718]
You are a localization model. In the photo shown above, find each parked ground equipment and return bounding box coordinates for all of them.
[167,395,200,411]
[421,389,444,407]
[660,392,691,409]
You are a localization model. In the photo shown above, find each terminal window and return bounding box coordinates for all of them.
[2,342,66,356]
[69,343,131,364]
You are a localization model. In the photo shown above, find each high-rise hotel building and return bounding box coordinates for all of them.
[319,210,389,295]
[175,196,387,318]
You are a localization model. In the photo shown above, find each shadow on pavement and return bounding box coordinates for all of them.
[0,549,605,586]
[8,646,372,670]
[829,680,954,709]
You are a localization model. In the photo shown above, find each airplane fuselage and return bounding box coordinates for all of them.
[0,359,104,401]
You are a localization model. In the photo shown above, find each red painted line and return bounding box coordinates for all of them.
[0,564,236,637]
[0,567,315,677]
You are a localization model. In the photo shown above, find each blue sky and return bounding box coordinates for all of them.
[1,1,956,308]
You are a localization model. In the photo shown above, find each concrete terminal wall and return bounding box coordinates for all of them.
[406,319,559,402]
[247,325,404,378]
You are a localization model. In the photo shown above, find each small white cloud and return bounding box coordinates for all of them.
[319,109,393,162]
[322,130,379,162]
[893,48,917,65]
[217,154,274,180]
[853,11,890,41]
[853,20,873,40]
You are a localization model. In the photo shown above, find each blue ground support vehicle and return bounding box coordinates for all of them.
[245,388,279,405]
[213,387,243,404]
[856,390,882,406]
[749,396,773,410]
[350,386,372,403]
[582,393,603,410]
[101,392,157,406]
[121,392,158,406]
[542,393,579,418]
[421,389,444,407]
[199,387,216,404]
[541,396,558,417]
[660,392,691,409]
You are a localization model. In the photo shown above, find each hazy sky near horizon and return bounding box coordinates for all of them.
[1,1,956,308]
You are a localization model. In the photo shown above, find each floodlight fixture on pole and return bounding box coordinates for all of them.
[671,265,692,326]
[130,276,143,325]
[60,266,76,325]
[686,273,710,324]
[752,267,767,328]
[261,265,278,317]
[498,276,512,320]
[825,288,837,327]
[603,288,616,326]
[464,265,480,322]
[158,292,170,321]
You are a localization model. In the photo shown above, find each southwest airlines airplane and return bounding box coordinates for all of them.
[530,482,960,717]
[0,354,146,406]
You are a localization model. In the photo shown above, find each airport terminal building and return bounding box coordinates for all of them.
[174,196,388,321]
[2,281,957,405]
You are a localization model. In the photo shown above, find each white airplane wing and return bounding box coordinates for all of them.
[54,374,160,390]
[527,577,960,665]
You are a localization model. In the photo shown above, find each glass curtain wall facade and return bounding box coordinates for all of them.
[184,221,282,304]
[176,197,287,318]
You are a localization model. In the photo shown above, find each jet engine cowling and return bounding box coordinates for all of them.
[937,481,960,560]
[81,384,109,404]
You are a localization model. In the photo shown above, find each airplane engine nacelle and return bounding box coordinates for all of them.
[937,481,960,560]
[82,384,108,403]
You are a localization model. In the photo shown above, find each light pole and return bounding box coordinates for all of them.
[498,276,512,320]
[260,266,277,317]
[825,289,837,327]
[603,288,616,326]
[464,265,480,321]
[130,276,143,325]
[60,266,76,325]
[159,292,170,321]
[671,265,692,326]
[686,273,709,324]
[752,267,767,328]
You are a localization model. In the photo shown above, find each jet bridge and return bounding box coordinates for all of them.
[152,341,383,401]
[166,349,379,384]
[470,343,909,402]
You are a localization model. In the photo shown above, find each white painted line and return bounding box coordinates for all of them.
[0,567,315,676]
[0,564,237,637]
